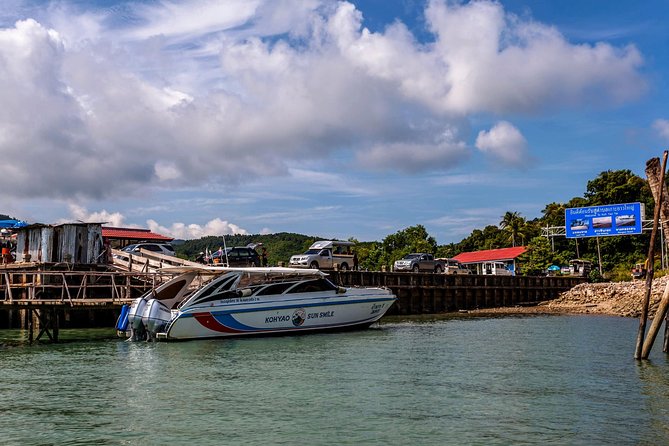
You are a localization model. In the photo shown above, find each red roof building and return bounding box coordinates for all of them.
[453,246,527,275]
[102,226,173,248]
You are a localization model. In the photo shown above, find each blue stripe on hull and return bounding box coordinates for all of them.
[211,312,384,333]
[180,296,396,318]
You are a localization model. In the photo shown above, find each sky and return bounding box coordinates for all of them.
[1,0,669,244]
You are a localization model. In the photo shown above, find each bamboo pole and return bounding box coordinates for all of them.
[641,279,669,357]
[635,151,668,359]
[641,153,669,358]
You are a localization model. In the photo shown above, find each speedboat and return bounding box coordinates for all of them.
[116,267,396,341]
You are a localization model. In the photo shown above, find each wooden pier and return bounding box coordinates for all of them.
[1,265,585,342]
[0,265,178,341]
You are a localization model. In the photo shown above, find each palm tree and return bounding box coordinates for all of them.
[500,211,526,247]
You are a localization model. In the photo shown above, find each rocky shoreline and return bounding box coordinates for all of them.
[470,276,668,318]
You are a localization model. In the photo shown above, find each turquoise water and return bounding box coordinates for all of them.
[1,315,668,445]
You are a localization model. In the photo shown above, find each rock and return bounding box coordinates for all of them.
[545,276,668,317]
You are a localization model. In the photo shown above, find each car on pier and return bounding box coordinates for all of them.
[438,258,472,275]
[207,246,261,267]
[121,242,176,257]
[394,253,445,273]
[289,240,355,270]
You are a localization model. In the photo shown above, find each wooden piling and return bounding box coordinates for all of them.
[636,151,668,359]
[641,279,669,358]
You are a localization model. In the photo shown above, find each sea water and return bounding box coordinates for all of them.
[1,315,668,445]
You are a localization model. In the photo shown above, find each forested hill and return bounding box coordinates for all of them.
[175,232,327,266]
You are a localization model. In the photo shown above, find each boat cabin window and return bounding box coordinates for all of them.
[189,274,238,304]
[255,282,295,296]
[155,279,188,301]
[287,278,338,294]
[195,289,244,305]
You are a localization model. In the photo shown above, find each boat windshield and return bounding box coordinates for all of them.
[237,271,323,288]
[181,270,327,307]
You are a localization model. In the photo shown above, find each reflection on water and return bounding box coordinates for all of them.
[637,359,669,444]
[1,316,668,445]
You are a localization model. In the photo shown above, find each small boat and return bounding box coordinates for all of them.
[117,267,396,341]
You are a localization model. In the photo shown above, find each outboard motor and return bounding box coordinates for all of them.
[142,299,172,341]
[115,304,131,337]
[127,297,148,341]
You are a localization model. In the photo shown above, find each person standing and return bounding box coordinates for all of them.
[261,247,268,267]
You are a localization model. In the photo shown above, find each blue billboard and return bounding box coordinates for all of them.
[565,202,643,238]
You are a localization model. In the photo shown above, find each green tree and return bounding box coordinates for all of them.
[585,170,652,213]
[382,225,437,266]
[541,202,565,227]
[521,236,553,275]
[500,211,526,247]
[457,225,506,252]
[355,241,385,271]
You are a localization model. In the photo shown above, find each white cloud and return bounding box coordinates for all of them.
[0,0,647,202]
[60,205,246,239]
[423,0,645,113]
[129,0,261,41]
[65,204,127,226]
[652,119,669,141]
[357,141,469,173]
[287,168,375,196]
[146,218,247,239]
[154,161,182,181]
[475,121,529,166]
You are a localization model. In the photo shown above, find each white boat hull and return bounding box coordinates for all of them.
[165,289,395,340]
[119,267,397,341]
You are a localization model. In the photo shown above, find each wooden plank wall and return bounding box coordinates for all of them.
[330,272,586,315]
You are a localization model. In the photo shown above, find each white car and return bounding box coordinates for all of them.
[121,243,175,257]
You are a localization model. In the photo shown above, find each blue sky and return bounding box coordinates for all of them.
[1,0,669,244]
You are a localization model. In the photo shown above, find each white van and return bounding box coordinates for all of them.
[289,240,355,270]
[481,262,513,276]
[438,258,471,275]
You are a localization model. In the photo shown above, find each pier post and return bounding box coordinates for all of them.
[637,151,668,359]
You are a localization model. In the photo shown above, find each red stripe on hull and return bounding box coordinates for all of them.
[192,313,244,333]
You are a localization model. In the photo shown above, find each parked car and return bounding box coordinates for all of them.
[568,259,592,277]
[208,246,261,267]
[394,253,445,273]
[121,242,175,257]
[438,258,471,275]
[481,262,513,276]
[631,261,647,280]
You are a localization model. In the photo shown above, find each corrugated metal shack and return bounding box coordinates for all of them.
[15,223,105,264]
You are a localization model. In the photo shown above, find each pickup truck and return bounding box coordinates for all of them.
[393,253,445,273]
[289,240,355,270]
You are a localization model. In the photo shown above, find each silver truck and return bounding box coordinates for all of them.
[393,253,445,273]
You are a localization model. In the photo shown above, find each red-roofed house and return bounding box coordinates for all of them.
[453,246,527,275]
[102,227,173,248]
